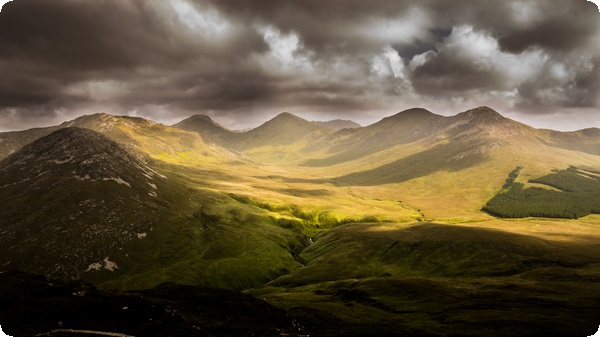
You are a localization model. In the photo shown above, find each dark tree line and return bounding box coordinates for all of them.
[483,167,600,219]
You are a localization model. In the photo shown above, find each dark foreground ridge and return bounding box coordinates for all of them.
[2,267,600,337]
[0,271,300,337]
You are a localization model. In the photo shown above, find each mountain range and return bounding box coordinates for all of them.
[1,106,600,336]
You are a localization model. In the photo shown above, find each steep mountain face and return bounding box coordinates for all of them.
[0,127,169,279]
[304,108,448,166]
[437,106,531,142]
[313,119,361,130]
[172,114,236,145]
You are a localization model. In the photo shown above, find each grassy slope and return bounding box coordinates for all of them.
[249,220,600,336]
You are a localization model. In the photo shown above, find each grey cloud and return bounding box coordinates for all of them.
[0,0,599,131]
[516,56,600,109]
[496,2,599,53]
[410,50,505,96]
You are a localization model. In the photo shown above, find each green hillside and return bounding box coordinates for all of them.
[249,221,600,336]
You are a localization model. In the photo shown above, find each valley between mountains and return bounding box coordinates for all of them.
[1,106,600,336]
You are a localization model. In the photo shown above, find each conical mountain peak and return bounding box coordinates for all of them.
[187,114,217,124]
[270,112,310,123]
[371,108,443,130]
[392,107,435,118]
[456,106,505,123]
[257,112,322,130]
[275,112,297,118]
[173,114,233,144]
[377,108,436,124]
[175,114,230,130]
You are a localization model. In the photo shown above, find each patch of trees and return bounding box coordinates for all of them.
[483,166,600,219]
[503,166,522,189]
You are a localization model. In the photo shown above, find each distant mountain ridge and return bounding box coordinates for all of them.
[2,106,600,217]
[0,113,236,165]
[2,107,600,163]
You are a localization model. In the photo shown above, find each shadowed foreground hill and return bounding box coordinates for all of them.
[0,271,296,337]
[0,128,171,280]
[0,128,316,291]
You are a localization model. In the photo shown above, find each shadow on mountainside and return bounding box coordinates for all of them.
[333,141,487,186]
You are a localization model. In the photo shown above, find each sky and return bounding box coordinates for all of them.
[0,0,599,132]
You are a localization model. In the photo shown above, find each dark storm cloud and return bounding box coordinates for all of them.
[0,0,599,131]
[495,1,600,53]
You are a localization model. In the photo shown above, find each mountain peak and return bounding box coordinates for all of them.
[388,108,435,119]
[173,114,233,144]
[401,107,434,115]
[177,114,228,129]
[272,112,305,121]
[188,114,216,123]
[261,112,320,129]
[459,106,504,120]
[61,113,157,133]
